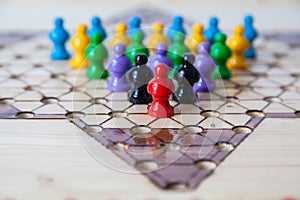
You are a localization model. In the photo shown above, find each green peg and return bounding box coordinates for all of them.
[126,31,149,66]
[167,32,190,78]
[210,32,231,79]
[85,32,109,79]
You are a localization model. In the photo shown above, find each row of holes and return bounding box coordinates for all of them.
[107,140,234,152]
[9,107,300,119]
[0,97,109,105]
[13,109,267,120]
[13,111,254,134]
[135,159,218,173]
[0,95,289,107]
[0,97,276,118]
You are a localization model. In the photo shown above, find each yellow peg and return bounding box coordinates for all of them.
[70,24,90,68]
[226,25,250,69]
[186,23,207,55]
[148,22,170,54]
[110,22,131,48]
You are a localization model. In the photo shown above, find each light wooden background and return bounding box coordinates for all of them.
[1,118,300,199]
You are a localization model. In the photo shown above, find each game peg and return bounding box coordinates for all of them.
[210,32,232,79]
[49,17,70,60]
[87,16,107,40]
[127,54,153,104]
[127,16,144,39]
[167,32,190,77]
[107,43,131,91]
[172,53,199,104]
[85,32,108,79]
[126,31,149,66]
[147,63,175,118]
[167,15,186,42]
[193,42,216,92]
[186,23,207,55]
[148,22,170,54]
[244,15,258,58]
[70,24,90,68]
[226,25,250,70]
[85,31,100,55]
[148,42,173,72]
[177,53,200,86]
[204,16,220,44]
[110,22,131,48]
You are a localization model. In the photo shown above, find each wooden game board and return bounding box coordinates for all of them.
[0,9,300,200]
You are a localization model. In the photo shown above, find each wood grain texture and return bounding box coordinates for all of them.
[0,118,299,199]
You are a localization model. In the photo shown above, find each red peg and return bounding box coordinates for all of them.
[147,63,175,118]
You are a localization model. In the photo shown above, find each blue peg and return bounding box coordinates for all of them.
[49,17,70,60]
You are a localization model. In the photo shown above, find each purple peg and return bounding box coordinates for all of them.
[107,43,131,92]
[149,43,173,72]
[193,42,216,92]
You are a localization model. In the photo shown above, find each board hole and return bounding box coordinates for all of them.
[109,111,128,118]
[70,86,86,92]
[200,110,220,117]
[281,85,298,91]
[291,73,300,78]
[15,54,27,59]
[107,142,129,151]
[10,75,19,79]
[232,126,252,134]
[264,96,282,103]
[236,85,253,90]
[295,111,300,117]
[273,52,287,59]
[182,125,203,134]
[135,160,158,172]
[252,72,266,77]
[246,110,265,117]
[0,98,15,105]
[90,97,108,104]
[24,85,40,91]
[224,96,239,103]
[159,143,181,151]
[194,160,217,170]
[50,73,57,78]
[41,97,59,104]
[65,111,86,119]
[83,125,103,133]
[16,111,35,118]
[131,125,152,137]
[50,73,64,79]
[131,125,152,134]
[36,44,48,49]
[267,62,279,68]
[34,64,43,68]
[165,182,190,191]
[214,142,234,151]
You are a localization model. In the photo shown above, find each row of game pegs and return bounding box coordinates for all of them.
[49,14,258,59]
[49,15,258,80]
